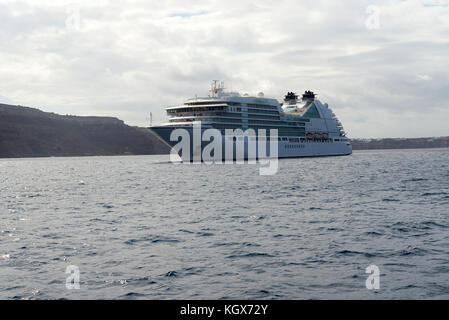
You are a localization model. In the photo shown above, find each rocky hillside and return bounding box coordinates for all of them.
[0,104,169,158]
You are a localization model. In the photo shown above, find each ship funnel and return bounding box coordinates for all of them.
[284,92,298,102]
[302,90,316,102]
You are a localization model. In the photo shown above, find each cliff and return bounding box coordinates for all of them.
[0,103,169,158]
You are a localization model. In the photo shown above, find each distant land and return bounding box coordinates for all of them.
[0,103,447,158]
[350,137,449,150]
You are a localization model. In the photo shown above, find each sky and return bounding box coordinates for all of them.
[0,0,448,138]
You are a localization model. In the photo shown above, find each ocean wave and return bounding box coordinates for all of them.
[421,192,448,196]
[227,252,274,259]
[124,235,181,245]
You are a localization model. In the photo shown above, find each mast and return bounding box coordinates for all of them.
[210,80,225,97]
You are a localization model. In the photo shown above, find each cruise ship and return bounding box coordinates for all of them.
[149,81,352,161]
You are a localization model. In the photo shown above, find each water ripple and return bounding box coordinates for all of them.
[1,149,448,299]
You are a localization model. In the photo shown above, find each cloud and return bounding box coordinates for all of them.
[169,10,209,18]
[0,0,448,138]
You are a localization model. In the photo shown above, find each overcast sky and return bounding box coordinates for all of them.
[1,0,448,138]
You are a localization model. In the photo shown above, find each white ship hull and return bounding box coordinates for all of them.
[150,126,352,161]
[277,140,352,158]
[195,136,352,160]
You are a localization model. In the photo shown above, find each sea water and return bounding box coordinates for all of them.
[0,149,448,299]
